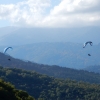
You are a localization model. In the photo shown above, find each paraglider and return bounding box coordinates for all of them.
[3,47,13,55]
[83,41,93,56]
[3,47,13,61]
[83,41,93,48]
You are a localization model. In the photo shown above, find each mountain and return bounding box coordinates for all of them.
[84,65,100,73]
[0,26,100,45]
[0,79,35,100]
[1,42,100,69]
[0,26,100,69]
[0,52,100,83]
[1,66,100,100]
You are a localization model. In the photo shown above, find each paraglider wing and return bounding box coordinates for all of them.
[90,42,93,46]
[3,47,13,55]
[3,47,13,61]
[83,41,93,48]
[83,43,87,48]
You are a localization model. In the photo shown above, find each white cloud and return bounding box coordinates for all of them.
[40,0,100,27]
[50,0,99,15]
[0,0,100,27]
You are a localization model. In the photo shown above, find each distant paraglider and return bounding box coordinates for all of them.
[83,41,93,56]
[83,41,93,48]
[3,47,13,61]
[3,47,13,54]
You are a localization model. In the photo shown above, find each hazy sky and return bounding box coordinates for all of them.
[0,0,100,28]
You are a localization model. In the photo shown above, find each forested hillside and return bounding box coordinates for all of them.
[0,52,100,83]
[0,78,35,100]
[0,67,100,100]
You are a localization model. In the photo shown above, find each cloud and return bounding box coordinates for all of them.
[50,0,100,15]
[0,0,51,26]
[42,0,100,27]
[0,0,100,27]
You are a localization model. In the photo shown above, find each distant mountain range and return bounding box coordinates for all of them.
[0,42,99,69]
[0,26,100,69]
[84,65,100,73]
[0,26,100,45]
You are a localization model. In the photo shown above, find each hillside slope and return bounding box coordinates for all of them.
[0,78,35,100]
[0,52,100,83]
[0,67,100,100]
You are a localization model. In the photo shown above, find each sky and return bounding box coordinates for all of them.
[0,0,100,28]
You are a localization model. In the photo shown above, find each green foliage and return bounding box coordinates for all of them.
[0,79,35,100]
[0,67,100,100]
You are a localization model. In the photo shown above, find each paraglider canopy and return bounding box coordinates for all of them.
[83,41,93,48]
[3,47,13,55]
[3,47,13,61]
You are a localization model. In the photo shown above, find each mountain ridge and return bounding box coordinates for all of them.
[0,26,100,45]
